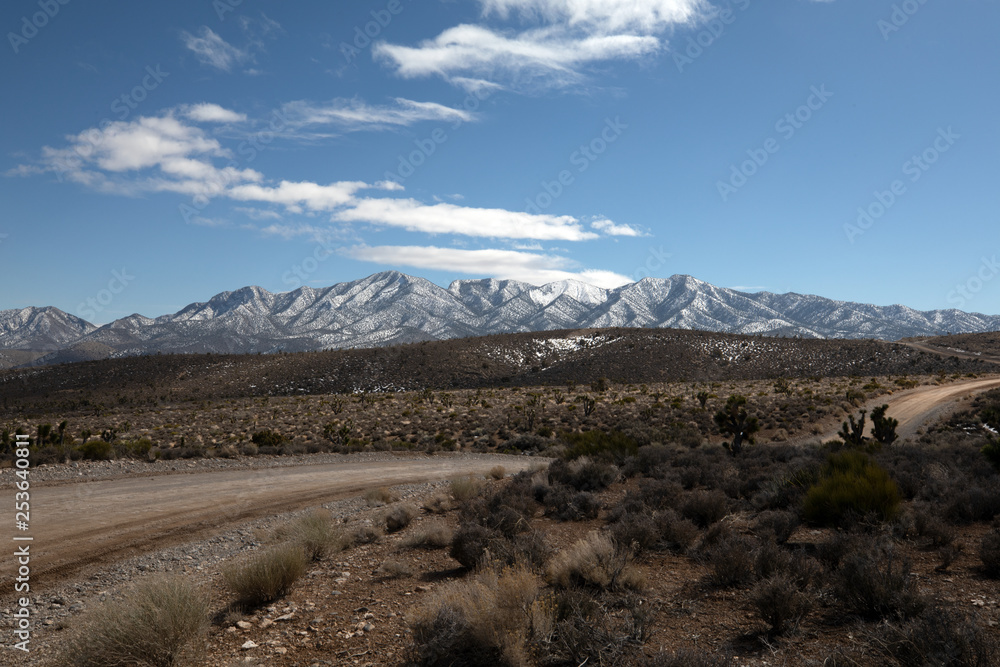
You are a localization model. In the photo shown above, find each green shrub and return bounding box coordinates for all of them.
[115,438,154,460]
[61,575,208,666]
[223,543,308,609]
[77,439,114,461]
[803,451,900,526]
[982,438,1000,471]
[562,430,638,463]
[250,429,286,449]
[548,458,619,492]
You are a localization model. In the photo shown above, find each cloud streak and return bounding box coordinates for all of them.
[280,97,475,132]
[375,0,708,90]
[180,27,250,72]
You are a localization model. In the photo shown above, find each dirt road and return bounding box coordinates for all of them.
[0,455,541,594]
[901,339,1000,365]
[816,375,1000,442]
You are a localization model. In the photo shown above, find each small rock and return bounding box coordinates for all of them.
[241,640,258,650]
[236,620,253,630]
[259,619,273,628]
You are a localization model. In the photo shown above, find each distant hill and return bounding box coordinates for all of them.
[0,327,991,416]
[2,272,998,368]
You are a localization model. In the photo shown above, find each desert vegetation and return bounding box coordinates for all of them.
[3,368,970,466]
[3,331,999,665]
[21,384,1000,665]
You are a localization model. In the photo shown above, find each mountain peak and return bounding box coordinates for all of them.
[3,271,998,366]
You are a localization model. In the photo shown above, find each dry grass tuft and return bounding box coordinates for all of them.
[422,492,454,514]
[384,503,419,532]
[402,521,454,549]
[364,486,395,506]
[222,543,308,609]
[290,509,349,560]
[375,559,415,579]
[409,564,542,667]
[60,575,209,667]
[450,476,484,502]
[546,531,644,591]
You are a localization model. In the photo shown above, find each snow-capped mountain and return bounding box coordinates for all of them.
[2,272,998,366]
[0,307,96,350]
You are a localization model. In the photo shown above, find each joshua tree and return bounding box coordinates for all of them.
[839,410,868,447]
[870,405,898,447]
[697,391,710,409]
[714,395,759,456]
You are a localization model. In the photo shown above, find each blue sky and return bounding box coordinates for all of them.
[2,0,998,324]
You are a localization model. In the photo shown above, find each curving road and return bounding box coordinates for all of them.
[815,375,1000,442]
[0,455,541,594]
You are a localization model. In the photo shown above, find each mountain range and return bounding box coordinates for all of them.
[2,272,998,369]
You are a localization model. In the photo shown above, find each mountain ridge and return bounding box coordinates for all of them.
[2,272,998,368]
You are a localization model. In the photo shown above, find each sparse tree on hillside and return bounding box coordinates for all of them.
[714,395,759,456]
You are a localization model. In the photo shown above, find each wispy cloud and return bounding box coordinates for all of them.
[226,180,391,214]
[182,103,247,123]
[280,97,475,133]
[334,198,599,241]
[345,244,632,287]
[375,0,708,90]
[181,27,250,72]
[591,218,646,237]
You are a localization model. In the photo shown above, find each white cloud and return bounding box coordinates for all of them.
[345,244,632,288]
[28,115,263,198]
[281,97,475,132]
[60,116,224,172]
[335,198,599,241]
[591,218,645,237]
[181,27,249,72]
[375,0,707,89]
[227,180,390,214]
[482,0,707,33]
[183,103,247,123]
